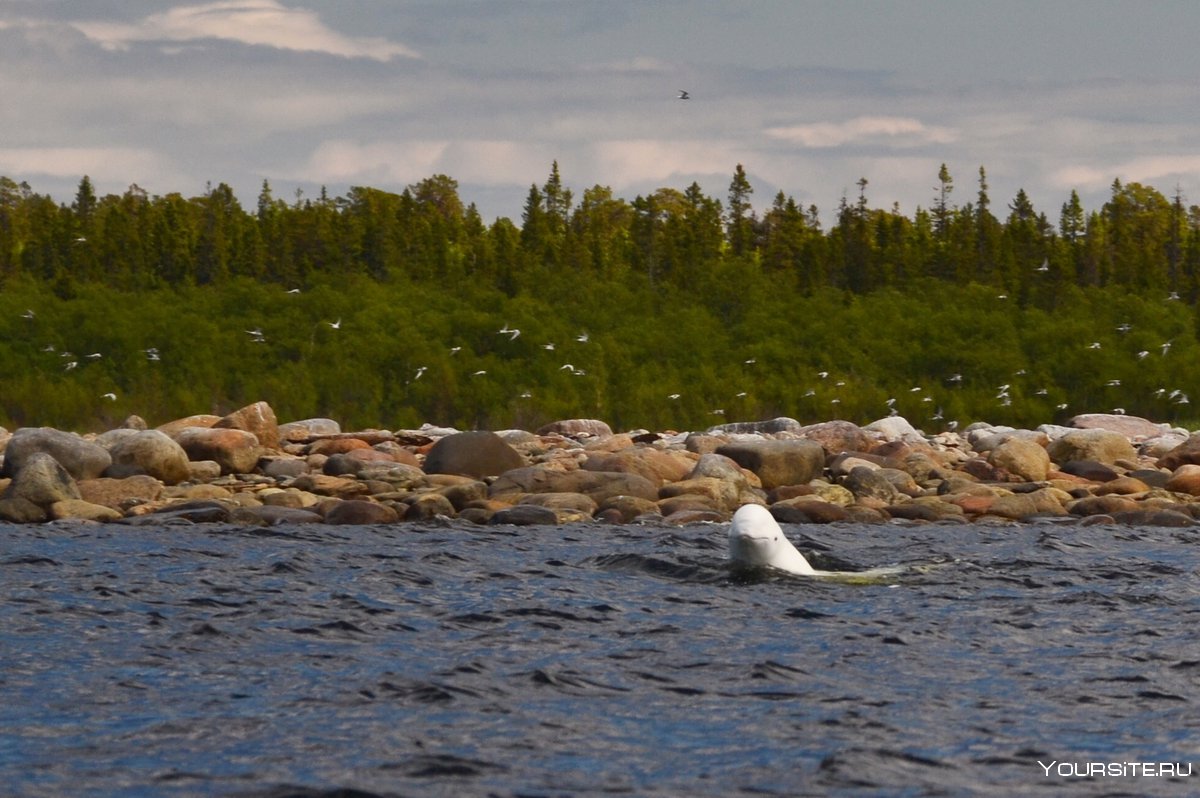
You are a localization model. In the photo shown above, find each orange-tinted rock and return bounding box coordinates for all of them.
[796,420,872,455]
[78,475,164,510]
[1165,464,1200,496]
[949,494,995,516]
[582,447,693,486]
[215,401,280,450]
[308,438,371,456]
[173,427,262,475]
[1159,433,1200,471]
[1094,476,1151,496]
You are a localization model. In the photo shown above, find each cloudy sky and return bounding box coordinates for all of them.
[3,1,1200,225]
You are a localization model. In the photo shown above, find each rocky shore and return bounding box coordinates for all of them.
[3,401,1200,528]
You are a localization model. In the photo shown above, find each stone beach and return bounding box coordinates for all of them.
[3,400,1200,527]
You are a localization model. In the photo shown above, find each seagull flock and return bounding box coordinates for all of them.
[24,286,1195,421]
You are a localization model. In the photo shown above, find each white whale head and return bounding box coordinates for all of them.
[728,504,816,575]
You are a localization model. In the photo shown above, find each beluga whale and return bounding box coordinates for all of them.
[728,504,908,582]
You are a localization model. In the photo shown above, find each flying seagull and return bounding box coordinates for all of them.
[677,90,690,100]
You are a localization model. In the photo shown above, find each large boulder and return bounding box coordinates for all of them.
[863,416,927,444]
[840,466,901,503]
[108,429,191,484]
[1046,429,1137,466]
[215,401,280,450]
[988,437,1050,482]
[709,417,803,435]
[714,439,825,490]
[3,451,81,506]
[796,420,873,455]
[582,447,693,486]
[156,414,221,438]
[323,499,399,525]
[1069,413,1167,439]
[2,427,111,480]
[1159,433,1200,471]
[1165,464,1200,496]
[278,417,342,442]
[423,431,525,479]
[78,475,165,510]
[172,427,263,475]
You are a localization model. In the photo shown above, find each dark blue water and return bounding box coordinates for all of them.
[3,517,1200,797]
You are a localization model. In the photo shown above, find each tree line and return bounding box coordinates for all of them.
[0,164,1196,432]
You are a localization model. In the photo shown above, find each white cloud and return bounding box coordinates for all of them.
[72,0,419,61]
[1052,155,1200,193]
[592,140,748,186]
[300,139,578,189]
[302,140,447,184]
[0,147,181,185]
[764,116,958,149]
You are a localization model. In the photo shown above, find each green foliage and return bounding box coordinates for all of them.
[0,165,1197,433]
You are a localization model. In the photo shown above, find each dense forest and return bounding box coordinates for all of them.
[0,163,1197,433]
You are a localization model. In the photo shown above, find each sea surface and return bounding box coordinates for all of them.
[3,517,1200,797]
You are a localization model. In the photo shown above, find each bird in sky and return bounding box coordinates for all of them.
[677,90,690,100]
